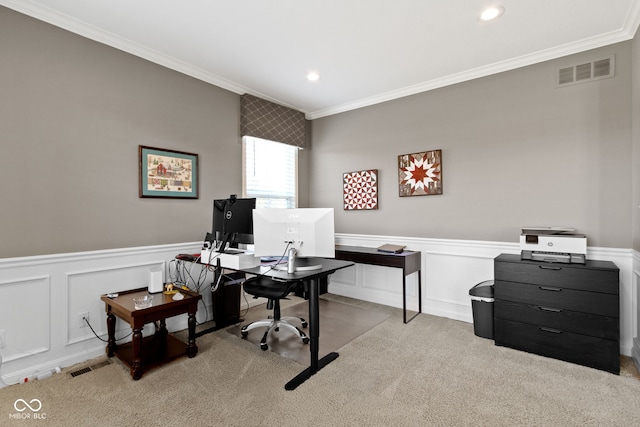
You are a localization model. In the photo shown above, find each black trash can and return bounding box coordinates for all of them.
[469,280,494,339]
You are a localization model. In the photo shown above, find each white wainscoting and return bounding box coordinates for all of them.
[632,250,640,371]
[332,234,635,358]
[0,237,635,388]
[0,243,206,387]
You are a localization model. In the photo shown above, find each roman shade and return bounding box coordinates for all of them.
[240,94,307,148]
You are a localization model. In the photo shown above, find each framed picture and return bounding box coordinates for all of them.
[398,149,442,197]
[139,146,198,199]
[343,169,378,210]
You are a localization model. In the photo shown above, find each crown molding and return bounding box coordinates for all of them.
[1,0,306,111]
[0,0,251,94]
[5,0,640,121]
[307,30,640,119]
[307,0,640,119]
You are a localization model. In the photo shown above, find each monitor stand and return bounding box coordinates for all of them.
[215,234,244,255]
[273,248,322,273]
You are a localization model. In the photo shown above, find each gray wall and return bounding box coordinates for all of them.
[310,42,634,249]
[1,6,635,257]
[0,8,245,258]
[633,33,640,252]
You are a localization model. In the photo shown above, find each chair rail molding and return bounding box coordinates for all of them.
[631,249,640,372]
[333,233,634,357]
[0,238,634,387]
[0,242,204,387]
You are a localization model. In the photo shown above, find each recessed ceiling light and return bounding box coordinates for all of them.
[307,72,320,81]
[480,6,504,21]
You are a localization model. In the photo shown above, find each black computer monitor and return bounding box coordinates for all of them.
[212,196,256,252]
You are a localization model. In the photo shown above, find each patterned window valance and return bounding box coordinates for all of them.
[240,94,307,148]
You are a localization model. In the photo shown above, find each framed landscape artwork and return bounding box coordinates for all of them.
[139,146,199,199]
[398,149,442,197]
[343,169,378,210]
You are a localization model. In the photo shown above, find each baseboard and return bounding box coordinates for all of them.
[333,233,634,357]
[0,238,635,388]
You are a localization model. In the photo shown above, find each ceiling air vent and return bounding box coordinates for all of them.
[556,56,614,87]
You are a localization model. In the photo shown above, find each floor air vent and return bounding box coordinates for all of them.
[68,359,111,378]
[557,56,614,87]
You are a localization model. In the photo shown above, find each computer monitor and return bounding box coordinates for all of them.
[252,208,335,273]
[211,196,256,253]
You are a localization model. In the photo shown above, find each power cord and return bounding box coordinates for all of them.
[259,242,292,276]
[83,316,132,343]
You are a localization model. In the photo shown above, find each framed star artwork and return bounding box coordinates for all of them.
[398,149,442,197]
[343,169,378,210]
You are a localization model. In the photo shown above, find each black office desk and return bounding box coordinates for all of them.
[334,245,422,323]
[236,257,354,390]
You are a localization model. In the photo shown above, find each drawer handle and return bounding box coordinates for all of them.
[538,265,562,271]
[539,327,563,334]
[538,286,562,292]
[538,306,562,313]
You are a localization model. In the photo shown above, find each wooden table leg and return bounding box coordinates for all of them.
[106,311,116,357]
[158,319,167,333]
[186,310,198,358]
[131,327,143,380]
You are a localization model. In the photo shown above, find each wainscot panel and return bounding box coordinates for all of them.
[333,234,634,357]
[0,238,634,387]
[0,243,204,387]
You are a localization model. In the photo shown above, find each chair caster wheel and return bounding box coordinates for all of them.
[241,330,248,339]
[301,321,308,328]
[302,337,310,344]
[260,343,268,351]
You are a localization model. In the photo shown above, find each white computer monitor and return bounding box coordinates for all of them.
[252,208,335,273]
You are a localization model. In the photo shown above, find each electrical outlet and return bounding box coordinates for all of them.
[78,312,90,328]
[0,329,5,349]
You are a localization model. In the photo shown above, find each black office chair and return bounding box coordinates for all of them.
[240,276,309,351]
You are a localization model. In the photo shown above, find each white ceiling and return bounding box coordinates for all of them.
[4,0,640,119]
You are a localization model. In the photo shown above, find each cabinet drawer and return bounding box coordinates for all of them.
[494,318,620,374]
[495,258,618,294]
[494,280,618,317]
[494,300,619,340]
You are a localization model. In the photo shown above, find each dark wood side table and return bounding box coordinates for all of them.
[334,245,422,323]
[100,287,202,380]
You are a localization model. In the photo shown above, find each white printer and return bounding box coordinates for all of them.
[520,227,586,264]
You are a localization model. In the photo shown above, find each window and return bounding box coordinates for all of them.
[242,136,298,208]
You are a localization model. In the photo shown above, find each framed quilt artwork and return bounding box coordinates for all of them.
[398,149,442,197]
[343,169,378,210]
[139,145,199,199]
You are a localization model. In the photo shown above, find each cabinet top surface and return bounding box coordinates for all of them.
[495,253,618,271]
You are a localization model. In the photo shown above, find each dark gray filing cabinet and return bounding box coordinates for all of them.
[494,253,620,374]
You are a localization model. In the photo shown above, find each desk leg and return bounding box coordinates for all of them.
[418,271,422,316]
[285,277,339,391]
[403,271,422,324]
[131,328,143,380]
[105,311,116,357]
[186,309,198,358]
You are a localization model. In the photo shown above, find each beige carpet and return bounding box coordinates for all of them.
[1,294,640,426]
[227,298,391,365]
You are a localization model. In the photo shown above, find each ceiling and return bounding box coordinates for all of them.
[4,0,640,119]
